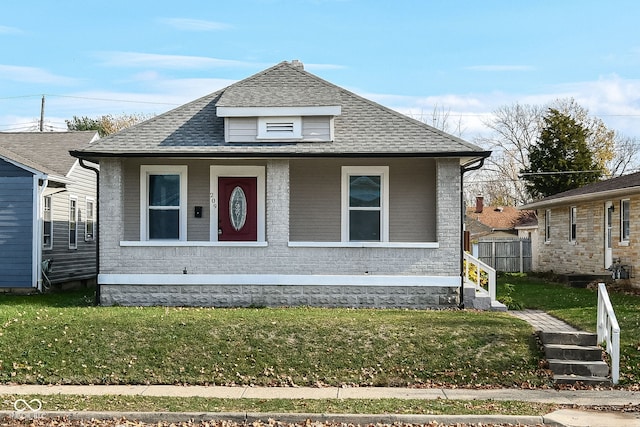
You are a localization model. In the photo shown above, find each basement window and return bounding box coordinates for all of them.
[257,116,301,139]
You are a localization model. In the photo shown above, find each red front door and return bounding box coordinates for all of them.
[218,177,257,241]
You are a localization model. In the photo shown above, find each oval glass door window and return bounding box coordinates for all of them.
[229,186,247,231]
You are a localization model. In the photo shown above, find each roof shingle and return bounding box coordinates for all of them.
[74,61,489,159]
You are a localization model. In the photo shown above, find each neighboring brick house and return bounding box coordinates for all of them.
[0,131,99,291]
[521,171,640,287]
[71,60,490,308]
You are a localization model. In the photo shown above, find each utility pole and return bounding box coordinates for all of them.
[39,95,45,132]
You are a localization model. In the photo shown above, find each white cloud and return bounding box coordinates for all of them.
[361,74,640,140]
[97,52,259,69]
[465,65,534,72]
[0,25,22,34]
[157,18,232,31]
[0,65,77,85]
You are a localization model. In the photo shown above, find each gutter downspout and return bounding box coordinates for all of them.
[35,176,48,292]
[79,159,100,305]
[459,158,486,308]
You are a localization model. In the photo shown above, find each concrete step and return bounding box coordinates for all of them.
[553,374,612,386]
[490,300,507,312]
[463,285,491,310]
[540,331,598,346]
[547,359,610,377]
[544,344,604,361]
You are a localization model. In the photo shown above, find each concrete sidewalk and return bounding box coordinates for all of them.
[2,384,640,426]
[1,384,639,406]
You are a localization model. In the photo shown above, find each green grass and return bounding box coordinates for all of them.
[497,273,640,386]
[0,394,558,415]
[0,289,546,388]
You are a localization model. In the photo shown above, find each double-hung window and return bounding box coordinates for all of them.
[43,195,52,250]
[569,206,577,243]
[140,165,187,241]
[341,166,389,242]
[544,209,551,243]
[85,198,95,241]
[621,199,630,243]
[69,196,78,249]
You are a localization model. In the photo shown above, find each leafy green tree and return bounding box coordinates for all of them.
[66,113,152,137]
[521,108,604,199]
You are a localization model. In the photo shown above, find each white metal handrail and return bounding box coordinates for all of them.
[597,282,620,384]
[463,252,497,302]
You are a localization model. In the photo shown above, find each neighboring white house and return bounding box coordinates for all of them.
[72,60,490,308]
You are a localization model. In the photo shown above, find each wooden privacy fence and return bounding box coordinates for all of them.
[477,238,532,273]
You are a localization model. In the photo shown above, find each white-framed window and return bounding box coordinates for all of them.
[341,166,389,242]
[43,195,53,250]
[85,197,95,242]
[621,199,630,243]
[140,165,188,241]
[69,196,78,249]
[544,209,551,243]
[569,206,577,243]
[257,116,301,139]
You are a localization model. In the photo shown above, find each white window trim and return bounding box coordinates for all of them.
[569,206,577,243]
[621,198,630,244]
[140,165,188,241]
[69,195,78,249]
[544,209,551,244]
[257,116,301,139]
[341,166,389,242]
[209,165,266,243]
[85,197,96,242]
[43,195,53,250]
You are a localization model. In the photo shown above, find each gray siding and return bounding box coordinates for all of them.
[226,117,332,142]
[289,158,437,242]
[0,158,32,177]
[289,160,341,241]
[0,177,33,287]
[44,161,98,284]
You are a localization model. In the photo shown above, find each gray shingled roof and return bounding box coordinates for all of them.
[0,131,98,177]
[521,171,640,209]
[73,61,489,158]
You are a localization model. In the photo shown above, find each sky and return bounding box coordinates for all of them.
[1,0,639,142]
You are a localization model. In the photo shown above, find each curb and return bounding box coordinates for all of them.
[0,410,546,426]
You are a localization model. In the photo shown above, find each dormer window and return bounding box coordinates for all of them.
[258,116,301,139]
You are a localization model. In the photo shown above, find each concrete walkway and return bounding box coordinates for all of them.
[510,309,581,332]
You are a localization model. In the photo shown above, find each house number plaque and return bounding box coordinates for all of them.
[229,186,247,231]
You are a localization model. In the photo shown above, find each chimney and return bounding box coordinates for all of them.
[290,59,304,70]
[475,196,484,213]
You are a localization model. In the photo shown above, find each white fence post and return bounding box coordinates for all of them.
[597,283,620,384]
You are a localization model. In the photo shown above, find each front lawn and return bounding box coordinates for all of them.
[498,273,640,387]
[0,289,545,388]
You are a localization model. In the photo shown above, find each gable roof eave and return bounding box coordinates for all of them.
[520,186,640,210]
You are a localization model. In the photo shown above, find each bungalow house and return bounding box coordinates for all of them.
[71,60,490,308]
[521,171,640,287]
[0,131,99,291]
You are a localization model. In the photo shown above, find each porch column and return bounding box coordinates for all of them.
[266,159,290,246]
[436,159,461,272]
[99,158,124,274]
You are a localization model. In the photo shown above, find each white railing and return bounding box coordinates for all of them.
[463,252,497,302]
[597,283,620,384]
